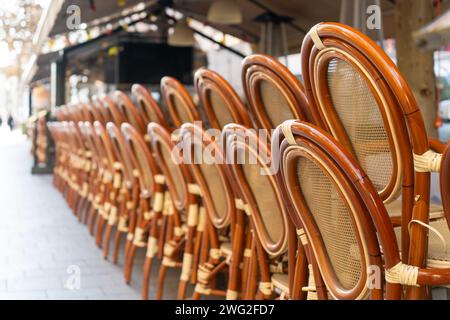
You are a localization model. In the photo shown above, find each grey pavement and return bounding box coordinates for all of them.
[0,128,180,300]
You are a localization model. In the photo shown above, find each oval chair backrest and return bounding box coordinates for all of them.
[80,121,105,171]
[273,120,402,300]
[94,96,115,125]
[87,101,106,125]
[121,123,159,196]
[94,121,119,175]
[223,123,288,257]
[107,122,139,190]
[242,54,313,133]
[195,68,251,129]
[132,84,170,130]
[161,76,200,127]
[178,122,235,229]
[147,123,191,211]
[300,22,422,204]
[115,91,147,135]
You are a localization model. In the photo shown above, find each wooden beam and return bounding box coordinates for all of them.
[395,0,438,138]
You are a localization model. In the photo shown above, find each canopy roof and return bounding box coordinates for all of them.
[46,0,397,53]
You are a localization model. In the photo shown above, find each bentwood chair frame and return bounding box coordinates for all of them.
[106,122,140,264]
[132,84,170,130]
[161,76,200,127]
[147,122,195,300]
[194,68,252,129]
[242,54,316,132]
[120,123,163,285]
[222,123,291,299]
[115,88,180,298]
[300,22,450,299]
[273,119,450,299]
[177,122,243,300]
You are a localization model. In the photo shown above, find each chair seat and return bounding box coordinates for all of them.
[395,218,450,267]
[386,198,444,220]
[271,273,289,297]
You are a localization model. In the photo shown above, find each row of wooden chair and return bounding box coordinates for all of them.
[48,22,450,300]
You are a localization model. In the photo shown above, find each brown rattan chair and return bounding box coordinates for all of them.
[300,22,450,299]
[195,68,251,129]
[146,122,194,300]
[274,119,450,299]
[161,76,200,127]
[132,84,170,130]
[242,54,314,133]
[222,123,291,299]
[120,123,164,285]
[106,122,140,264]
[176,122,244,300]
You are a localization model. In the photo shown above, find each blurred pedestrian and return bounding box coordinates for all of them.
[7,114,14,131]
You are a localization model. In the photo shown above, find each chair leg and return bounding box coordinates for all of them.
[112,230,124,264]
[244,239,258,300]
[102,224,114,259]
[124,243,137,284]
[88,207,97,235]
[226,211,245,300]
[141,256,154,300]
[83,202,91,225]
[155,264,169,300]
[95,216,105,248]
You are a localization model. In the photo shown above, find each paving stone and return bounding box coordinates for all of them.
[0,131,178,299]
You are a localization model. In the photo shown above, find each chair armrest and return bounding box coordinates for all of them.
[440,142,450,229]
[429,138,447,153]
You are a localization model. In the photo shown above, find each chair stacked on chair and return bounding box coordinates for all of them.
[47,22,450,300]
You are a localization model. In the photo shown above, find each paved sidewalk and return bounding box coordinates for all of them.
[0,128,179,300]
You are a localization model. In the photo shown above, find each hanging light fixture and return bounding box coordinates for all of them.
[168,19,195,47]
[207,0,242,25]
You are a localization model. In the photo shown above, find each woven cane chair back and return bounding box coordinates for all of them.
[121,123,159,195]
[161,76,200,127]
[81,121,106,172]
[273,120,403,300]
[132,84,170,129]
[115,91,147,135]
[300,23,416,204]
[178,123,234,229]
[147,123,191,211]
[195,68,251,129]
[242,54,313,133]
[106,123,138,189]
[94,97,115,125]
[78,103,94,123]
[223,123,288,256]
[94,121,119,175]
[88,100,107,125]
[98,94,127,127]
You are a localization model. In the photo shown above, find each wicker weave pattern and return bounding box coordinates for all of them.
[209,90,234,128]
[160,144,184,201]
[297,157,362,290]
[139,100,158,124]
[259,80,295,127]
[241,162,282,243]
[327,59,393,192]
[172,95,191,124]
[198,159,227,221]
